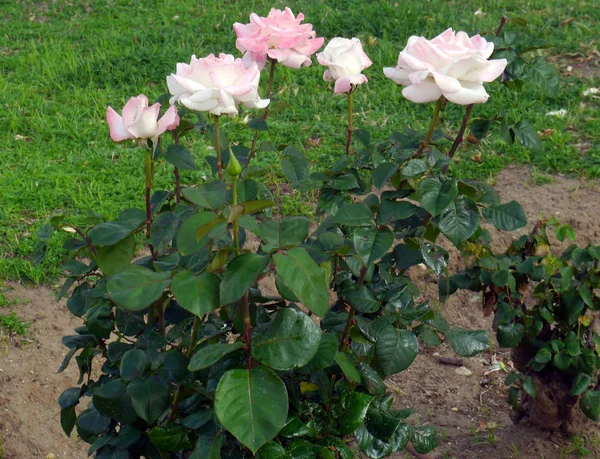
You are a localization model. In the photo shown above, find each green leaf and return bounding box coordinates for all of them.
[332,203,373,226]
[190,431,224,459]
[228,200,275,224]
[107,265,171,311]
[150,212,178,249]
[357,362,386,395]
[93,380,137,424]
[376,327,419,376]
[376,200,420,225]
[149,424,191,451]
[177,212,219,256]
[77,406,111,437]
[401,159,428,179]
[95,234,135,276]
[182,181,228,210]
[260,217,309,253]
[252,308,322,370]
[373,162,399,189]
[248,118,268,131]
[334,352,361,383]
[215,366,288,454]
[172,270,220,316]
[346,285,380,314]
[446,329,489,357]
[497,322,524,348]
[534,348,552,364]
[273,247,329,317]
[438,196,481,246]
[522,376,536,397]
[353,226,394,267]
[483,201,527,231]
[126,376,170,424]
[61,406,77,437]
[512,119,542,151]
[220,253,269,306]
[411,426,437,454]
[298,332,338,373]
[527,57,560,97]
[120,349,148,381]
[189,342,244,371]
[417,178,458,217]
[571,373,593,397]
[329,174,359,190]
[339,392,374,434]
[580,390,600,421]
[89,222,134,246]
[164,144,196,170]
[58,387,81,409]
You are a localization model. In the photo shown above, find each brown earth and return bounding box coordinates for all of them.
[0,166,599,459]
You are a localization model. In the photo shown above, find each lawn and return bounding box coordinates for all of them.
[1,0,599,282]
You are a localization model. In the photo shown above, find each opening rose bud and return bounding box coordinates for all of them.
[317,37,372,94]
[167,53,269,117]
[384,28,507,105]
[106,95,179,148]
[234,7,324,70]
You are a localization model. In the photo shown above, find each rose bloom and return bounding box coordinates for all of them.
[106,95,179,146]
[234,7,324,70]
[167,53,269,117]
[317,37,372,94]
[384,28,507,104]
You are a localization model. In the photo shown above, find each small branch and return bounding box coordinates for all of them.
[345,89,354,155]
[242,294,253,370]
[339,267,368,352]
[415,98,443,156]
[246,58,277,169]
[442,104,473,173]
[74,227,97,256]
[495,16,508,36]
[438,356,464,367]
[172,131,181,204]
[406,442,434,459]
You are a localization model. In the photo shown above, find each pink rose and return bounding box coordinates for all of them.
[233,7,324,70]
[317,37,372,94]
[384,28,507,104]
[167,53,269,117]
[106,95,179,146]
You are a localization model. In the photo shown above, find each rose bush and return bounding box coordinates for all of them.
[384,28,507,104]
[167,53,269,116]
[36,9,573,459]
[106,95,179,147]
[234,7,324,70]
[317,37,372,94]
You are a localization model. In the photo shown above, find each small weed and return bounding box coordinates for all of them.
[0,312,30,335]
[532,167,553,186]
[508,441,520,458]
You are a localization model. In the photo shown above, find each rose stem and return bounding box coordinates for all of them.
[415,97,443,156]
[345,88,354,155]
[246,58,277,169]
[172,130,181,204]
[214,114,223,180]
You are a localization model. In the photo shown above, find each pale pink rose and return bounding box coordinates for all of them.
[167,53,269,117]
[317,37,372,94]
[106,95,179,146]
[233,7,324,70]
[384,28,507,104]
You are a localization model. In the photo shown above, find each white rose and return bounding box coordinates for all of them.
[317,37,372,94]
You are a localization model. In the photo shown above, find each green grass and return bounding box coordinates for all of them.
[1,0,599,282]
[0,312,29,335]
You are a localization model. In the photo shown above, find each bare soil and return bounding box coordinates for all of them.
[1,166,599,459]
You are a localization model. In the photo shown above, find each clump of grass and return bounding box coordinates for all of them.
[0,312,30,336]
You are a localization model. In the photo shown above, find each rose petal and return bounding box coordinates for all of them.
[443,81,488,104]
[106,106,133,142]
[402,82,443,103]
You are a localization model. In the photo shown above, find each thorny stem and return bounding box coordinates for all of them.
[167,316,201,422]
[442,104,474,173]
[340,267,368,352]
[214,115,223,180]
[415,98,443,156]
[496,16,508,36]
[246,58,277,169]
[172,131,181,204]
[345,89,354,155]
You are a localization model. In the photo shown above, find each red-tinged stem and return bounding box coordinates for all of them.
[214,115,223,180]
[496,16,508,36]
[443,104,474,173]
[345,90,354,155]
[339,267,367,352]
[172,131,181,204]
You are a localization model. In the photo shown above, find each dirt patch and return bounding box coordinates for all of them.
[1,166,599,458]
